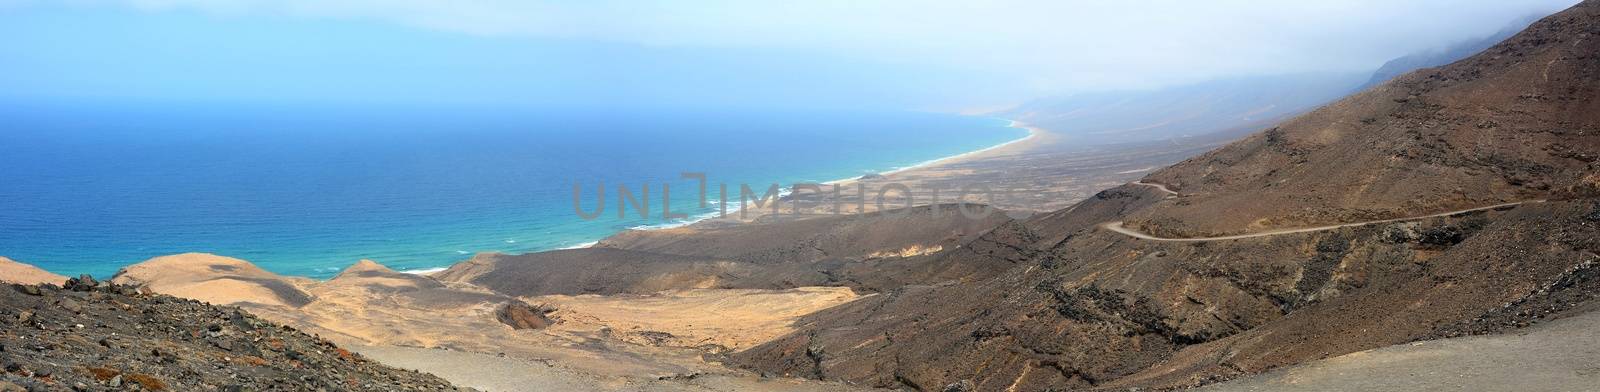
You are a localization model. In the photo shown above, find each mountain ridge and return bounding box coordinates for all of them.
[729,1,1600,390]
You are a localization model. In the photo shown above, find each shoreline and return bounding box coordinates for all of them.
[823,118,1044,187]
[869,119,1044,177]
[12,117,1049,280]
[554,117,1047,244]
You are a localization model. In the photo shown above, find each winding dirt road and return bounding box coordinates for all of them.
[1104,182,1541,242]
[1131,181,1179,197]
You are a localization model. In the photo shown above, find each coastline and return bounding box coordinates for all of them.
[554,118,1047,248]
[12,117,1046,279]
[824,119,1045,187]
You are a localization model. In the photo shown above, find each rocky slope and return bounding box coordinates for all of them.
[730,2,1600,390]
[1133,0,1600,237]
[9,4,1594,392]
[0,280,463,391]
[596,204,1011,264]
[437,205,1020,295]
[1197,304,1600,391]
[104,253,872,391]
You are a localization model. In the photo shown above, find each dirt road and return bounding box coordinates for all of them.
[1109,182,1539,242]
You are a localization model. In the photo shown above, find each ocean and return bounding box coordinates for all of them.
[0,101,1026,279]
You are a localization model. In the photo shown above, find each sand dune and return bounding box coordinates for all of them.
[534,287,861,352]
[0,256,67,285]
[113,254,872,391]
[110,253,315,307]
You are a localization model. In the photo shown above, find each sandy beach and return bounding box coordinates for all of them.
[682,118,1224,226]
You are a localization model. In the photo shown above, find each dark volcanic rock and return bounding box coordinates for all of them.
[0,283,469,391]
[63,274,97,292]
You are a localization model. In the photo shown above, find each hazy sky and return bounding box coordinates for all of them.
[0,0,1580,111]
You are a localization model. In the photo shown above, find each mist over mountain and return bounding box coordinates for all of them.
[1002,11,1552,147]
[1003,73,1367,145]
[1360,13,1547,89]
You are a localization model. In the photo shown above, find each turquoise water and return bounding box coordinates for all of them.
[0,101,1024,279]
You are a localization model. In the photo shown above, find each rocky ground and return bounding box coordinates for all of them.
[1133,0,1600,237]
[443,205,1021,297]
[0,279,465,391]
[1198,305,1600,392]
[95,253,875,391]
[728,2,1600,390]
[5,4,1596,392]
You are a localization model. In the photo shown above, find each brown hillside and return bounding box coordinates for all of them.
[731,2,1600,391]
[597,204,1011,264]
[1134,0,1600,237]
[0,282,463,391]
[437,205,1021,296]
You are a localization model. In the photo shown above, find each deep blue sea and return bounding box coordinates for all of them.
[0,101,1024,279]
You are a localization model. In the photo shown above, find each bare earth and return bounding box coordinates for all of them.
[1199,308,1600,392]
[534,287,862,351]
[1103,182,1544,242]
[0,256,67,285]
[353,345,869,392]
[105,253,874,391]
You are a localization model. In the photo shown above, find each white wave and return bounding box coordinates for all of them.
[628,219,701,230]
[400,267,448,275]
[879,119,1037,176]
[560,241,599,249]
[822,118,1037,185]
[626,201,748,231]
[622,118,1036,229]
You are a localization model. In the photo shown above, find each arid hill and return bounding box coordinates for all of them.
[102,253,874,391]
[111,253,317,308]
[0,281,463,391]
[437,205,1022,295]
[0,257,66,286]
[11,4,1595,391]
[731,2,1600,390]
[597,204,1011,263]
[1131,0,1599,237]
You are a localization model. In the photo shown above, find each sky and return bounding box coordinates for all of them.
[0,0,1582,111]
